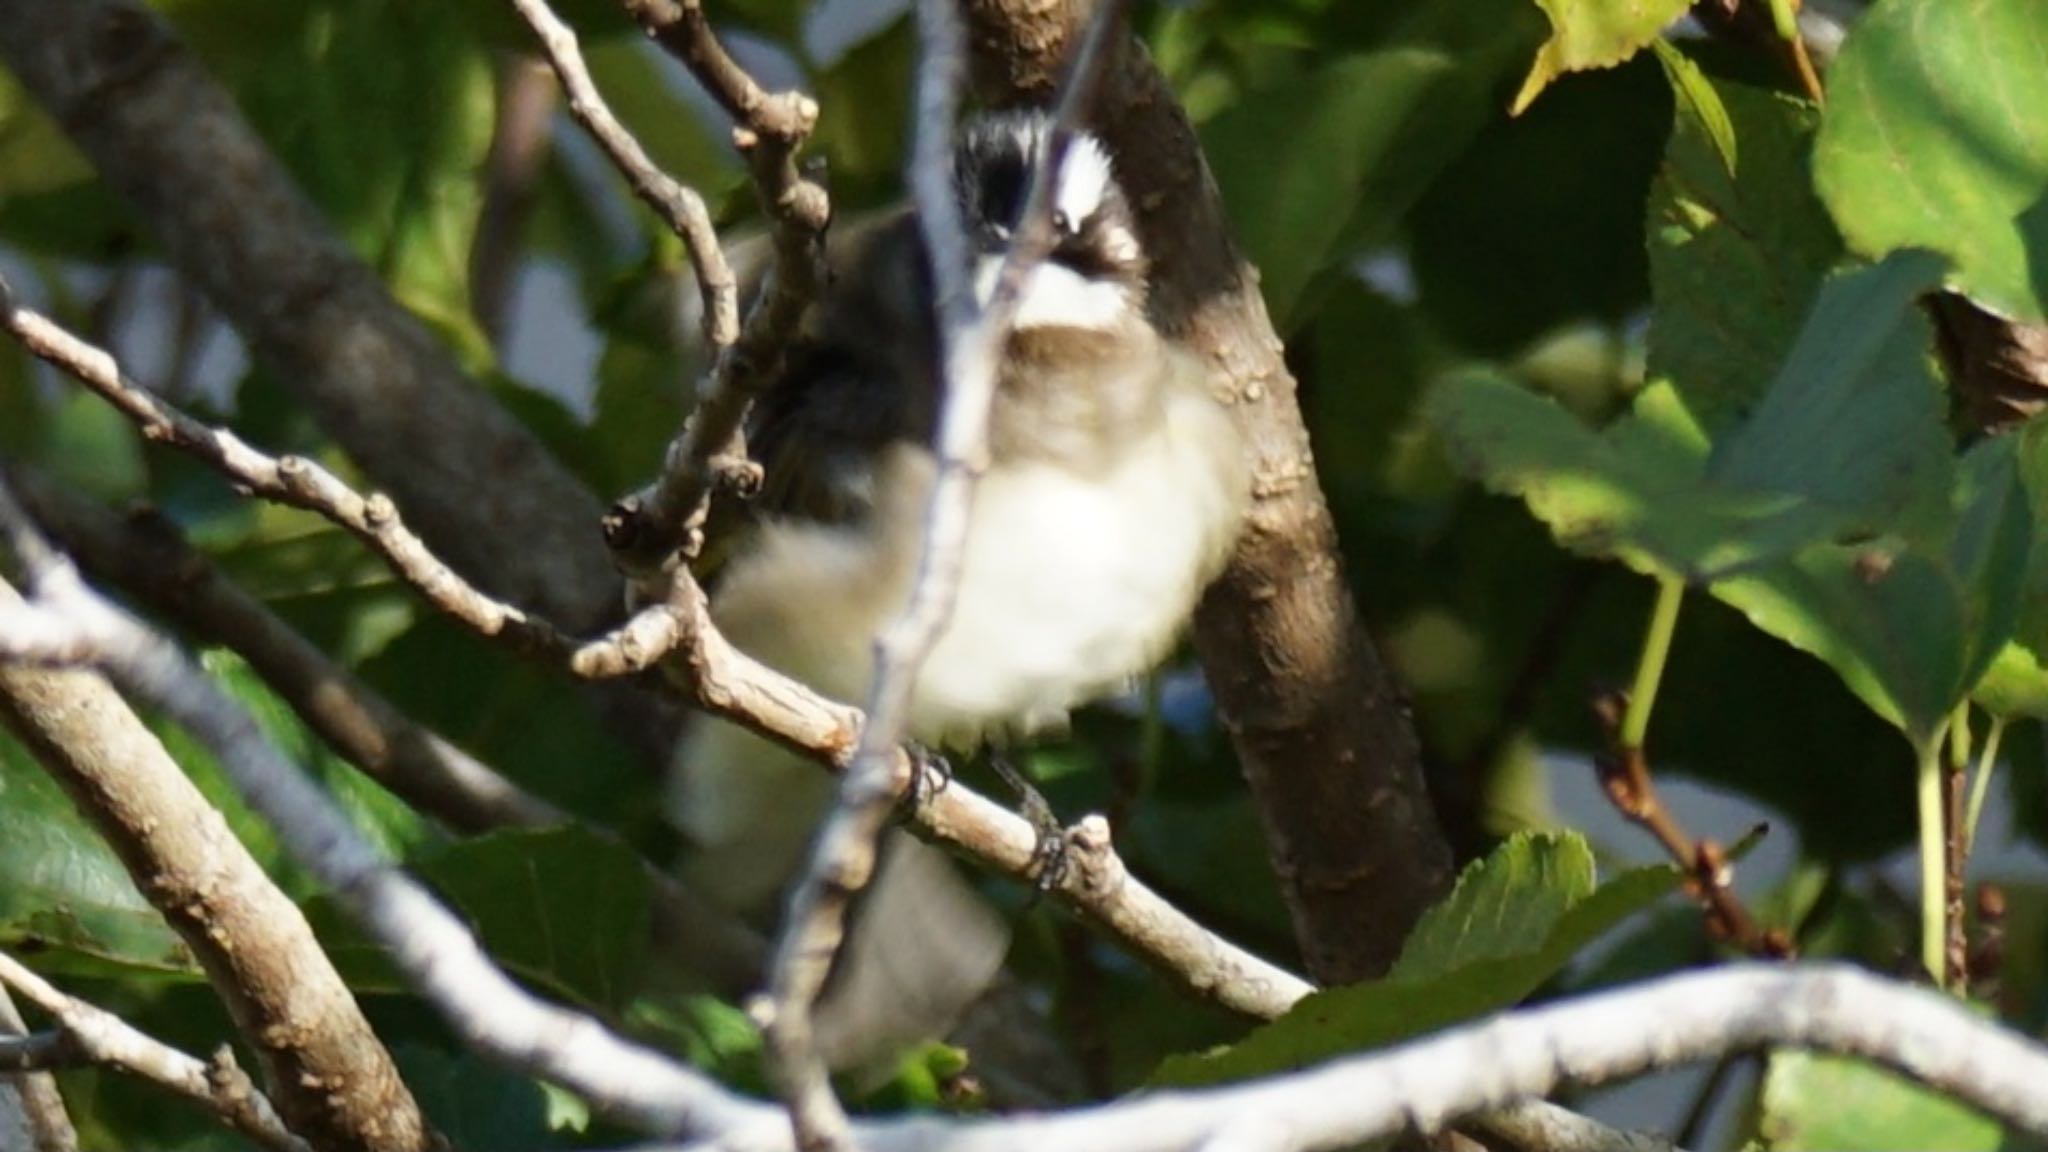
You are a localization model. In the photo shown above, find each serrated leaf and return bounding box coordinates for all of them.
[1511,0,1692,115]
[1715,435,2031,746]
[1433,252,1952,583]
[1704,249,1950,537]
[1151,831,1678,1087]
[1814,0,2048,322]
[1762,1051,2005,1151]
[1646,70,1841,430]
[307,826,652,1012]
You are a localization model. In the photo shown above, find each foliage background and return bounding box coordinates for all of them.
[2,0,2046,1148]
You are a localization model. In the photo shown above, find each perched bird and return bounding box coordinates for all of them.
[671,108,1250,1072]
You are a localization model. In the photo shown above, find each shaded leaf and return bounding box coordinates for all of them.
[1646,68,1841,430]
[1815,0,2048,322]
[0,737,193,976]
[308,826,652,1013]
[1975,417,2048,718]
[1409,55,1667,354]
[1714,435,2030,746]
[1203,0,1545,330]
[1761,1051,2005,1151]
[1432,253,1951,583]
[1151,831,1678,1087]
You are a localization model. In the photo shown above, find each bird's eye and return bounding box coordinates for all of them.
[1052,209,1073,236]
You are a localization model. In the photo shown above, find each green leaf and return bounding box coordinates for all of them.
[1511,0,1692,115]
[1150,831,1678,1087]
[0,737,194,976]
[221,0,496,359]
[1975,418,2048,719]
[1703,250,1950,539]
[1761,1051,2005,1151]
[152,651,434,902]
[1714,434,2031,746]
[1203,0,1545,331]
[308,826,652,1012]
[1814,0,2048,322]
[395,1043,569,1152]
[1431,253,1951,583]
[1646,69,1842,431]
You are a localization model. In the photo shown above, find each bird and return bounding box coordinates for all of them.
[669,107,1250,1073]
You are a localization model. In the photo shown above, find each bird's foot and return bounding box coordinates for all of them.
[988,752,1070,900]
[896,742,954,815]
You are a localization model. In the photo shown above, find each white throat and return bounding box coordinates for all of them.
[973,254,1130,332]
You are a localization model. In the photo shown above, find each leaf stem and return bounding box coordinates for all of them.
[1622,576,1685,750]
[1962,714,2007,867]
[1915,731,1948,988]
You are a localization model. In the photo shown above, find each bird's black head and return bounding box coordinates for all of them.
[954,109,1147,331]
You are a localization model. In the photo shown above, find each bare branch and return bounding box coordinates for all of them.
[603,0,831,580]
[0,268,1301,1025]
[5,468,769,995]
[4,466,562,835]
[0,555,2041,1151]
[1593,692,1791,959]
[0,276,578,660]
[0,954,306,1152]
[507,0,737,352]
[0,0,624,637]
[0,984,77,1152]
[0,582,431,1151]
[752,6,1127,1142]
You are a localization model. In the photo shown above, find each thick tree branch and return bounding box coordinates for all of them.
[0,954,305,1152]
[958,0,1454,984]
[0,578,431,1152]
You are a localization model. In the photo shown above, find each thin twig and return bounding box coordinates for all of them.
[0,276,1304,1025]
[0,983,78,1152]
[507,0,736,350]
[1595,715,1790,959]
[753,5,1125,1146]
[2,468,769,995]
[6,554,2046,1152]
[0,275,577,658]
[603,0,830,579]
[0,953,308,1152]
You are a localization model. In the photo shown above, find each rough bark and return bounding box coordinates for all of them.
[0,579,431,1152]
[960,0,1454,981]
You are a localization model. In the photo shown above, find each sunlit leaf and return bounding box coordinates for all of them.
[1151,831,1677,1087]
[1510,0,1691,115]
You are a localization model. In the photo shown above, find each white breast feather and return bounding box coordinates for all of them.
[673,366,1245,895]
